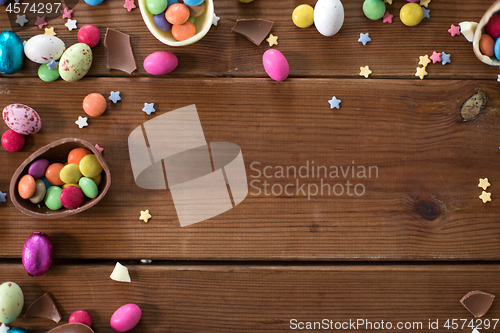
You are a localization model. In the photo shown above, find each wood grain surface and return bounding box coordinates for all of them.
[2,0,500,331]
[0,78,499,260]
[0,263,499,333]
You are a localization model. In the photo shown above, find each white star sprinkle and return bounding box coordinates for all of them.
[212,13,220,26]
[75,116,88,128]
[15,14,28,27]
[65,18,77,31]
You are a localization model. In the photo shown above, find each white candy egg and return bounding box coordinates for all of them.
[314,0,344,37]
[24,35,65,64]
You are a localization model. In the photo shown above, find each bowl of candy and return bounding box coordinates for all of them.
[139,0,214,46]
[473,0,500,65]
[10,138,111,219]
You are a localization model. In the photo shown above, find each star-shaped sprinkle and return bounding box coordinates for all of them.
[358,33,371,45]
[75,116,88,128]
[419,55,430,67]
[47,60,58,70]
[65,18,77,31]
[139,209,152,223]
[328,96,341,109]
[0,191,6,204]
[359,66,372,78]
[441,52,451,65]
[0,323,9,333]
[420,0,431,7]
[61,7,73,19]
[497,75,500,82]
[212,13,220,26]
[448,24,460,37]
[44,27,56,35]
[35,16,47,29]
[384,0,393,4]
[109,91,121,103]
[142,103,155,115]
[266,33,278,47]
[422,7,430,19]
[430,51,441,63]
[95,144,104,153]
[16,14,28,27]
[124,0,136,11]
[478,178,491,190]
[479,191,491,203]
[415,66,427,79]
[382,11,393,23]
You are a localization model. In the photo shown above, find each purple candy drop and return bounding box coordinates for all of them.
[153,12,172,32]
[22,232,53,277]
[28,159,50,179]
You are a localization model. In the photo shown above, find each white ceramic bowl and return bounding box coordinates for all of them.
[473,0,500,66]
[139,0,214,46]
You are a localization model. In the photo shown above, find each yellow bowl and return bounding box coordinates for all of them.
[473,0,500,66]
[139,0,214,46]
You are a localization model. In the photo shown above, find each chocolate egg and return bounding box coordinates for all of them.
[3,103,42,135]
[0,282,24,323]
[0,31,24,74]
[22,232,53,277]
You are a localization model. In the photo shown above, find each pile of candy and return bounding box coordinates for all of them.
[146,0,207,41]
[17,148,103,210]
[480,14,500,59]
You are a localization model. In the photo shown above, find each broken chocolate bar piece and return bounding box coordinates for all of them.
[104,28,137,74]
[24,293,62,322]
[460,290,495,318]
[231,19,274,46]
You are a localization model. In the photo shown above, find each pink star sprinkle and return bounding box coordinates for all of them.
[382,11,393,23]
[448,24,460,37]
[123,0,136,12]
[61,7,73,19]
[95,144,104,153]
[35,16,47,29]
[430,51,441,63]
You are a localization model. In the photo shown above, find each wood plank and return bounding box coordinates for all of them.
[0,78,499,260]
[1,263,499,332]
[0,0,498,79]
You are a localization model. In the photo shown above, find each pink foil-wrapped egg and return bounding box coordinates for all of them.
[22,232,53,277]
[3,103,42,135]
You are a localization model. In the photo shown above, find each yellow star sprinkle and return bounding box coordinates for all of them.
[359,66,372,78]
[266,33,278,47]
[139,209,152,223]
[418,55,430,67]
[384,0,393,4]
[420,0,431,7]
[415,66,427,79]
[44,27,56,36]
[478,178,491,190]
[479,191,491,203]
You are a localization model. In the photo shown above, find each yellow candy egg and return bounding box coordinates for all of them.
[400,3,423,27]
[293,4,314,28]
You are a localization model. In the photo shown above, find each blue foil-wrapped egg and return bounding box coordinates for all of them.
[0,31,24,74]
[0,0,9,5]
[9,328,30,333]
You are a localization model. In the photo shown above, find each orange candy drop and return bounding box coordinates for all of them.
[172,21,196,41]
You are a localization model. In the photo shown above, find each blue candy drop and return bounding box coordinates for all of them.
[9,328,30,333]
[84,0,104,5]
[0,30,23,75]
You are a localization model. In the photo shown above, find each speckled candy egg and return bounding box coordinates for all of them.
[3,103,42,135]
[24,34,66,64]
[314,0,344,37]
[0,281,24,323]
[0,30,24,74]
[59,43,93,82]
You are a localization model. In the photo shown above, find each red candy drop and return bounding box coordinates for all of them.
[1,129,25,152]
[485,14,500,38]
[60,186,84,209]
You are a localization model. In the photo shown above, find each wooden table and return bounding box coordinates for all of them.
[1,0,500,332]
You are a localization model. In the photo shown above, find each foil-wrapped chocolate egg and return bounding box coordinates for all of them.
[22,232,53,277]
